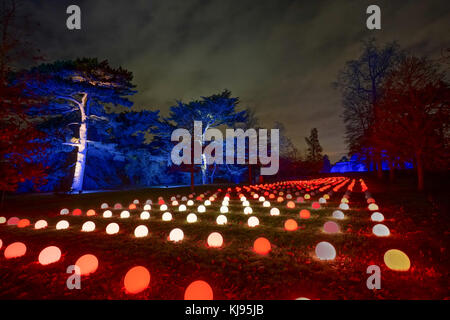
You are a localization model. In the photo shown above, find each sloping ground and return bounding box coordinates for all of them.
[0,176,447,299]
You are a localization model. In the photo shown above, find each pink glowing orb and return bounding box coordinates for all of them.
[7,217,19,225]
[38,246,62,265]
[315,241,336,260]
[4,242,27,259]
[323,221,340,233]
[184,280,213,300]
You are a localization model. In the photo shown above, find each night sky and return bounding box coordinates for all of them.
[22,0,450,162]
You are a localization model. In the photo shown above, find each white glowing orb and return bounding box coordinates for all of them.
[223,196,230,201]
[371,212,384,222]
[103,210,113,218]
[170,196,176,201]
[134,225,149,238]
[172,200,179,206]
[319,197,326,204]
[120,210,130,218]
[207,232,223,248]
[56,220,69,230]
[244,207,253,215]
[253,194,259,199]
[339,203,349,210]
[216,215,227,225]
[60,208,69,215]
[315,241,336,260]
[263,201,271,207]
[258,196,265,202]
[187,213,198,223]
[332,210,345,220]
[270,208,280,216]
[221,200,229,206]
[187,200,194,206]
[372,224,390,237]
[197,205,206,213]
[145,199,152,205]
[179,204,187,212]
[169,228,184,242]
[0,217,5,224]
[240,196,247,201]
[204,200,212,206]
[35,220,48,229]
[161,212,172,221]
[220,206,229,214]
[82,221,95,232]
[133,199,140,205]
[106,223,119,235]
[140,211,150,220]
[247,216,260,227]
[368,203,379,211]
[143,204,151,211]
[160,204,168,211]
[286,194,292,199]
[181,196,188,201]
[242,201,250,207]
[100,203,109,209]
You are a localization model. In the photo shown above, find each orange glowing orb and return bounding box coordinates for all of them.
[184,280,213,300]
[0,239,2,249]
[4,242,27,259]
[17,219,30,228]
[276,197,284,202]
[384,249,411,271]
[253,237,271,255]
[284,219,298,231]
[129,204,137,210]
[124,266,151,294]
[75,254,99,276]
[286,201,295,209]
[86,209,96,216]
[207,232,224,248]
[299,209,310,219]
[38,246,62,265]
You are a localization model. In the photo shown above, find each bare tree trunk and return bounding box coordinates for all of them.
[70,93,88,193]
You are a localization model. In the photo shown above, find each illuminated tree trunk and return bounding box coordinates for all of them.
[71,93,88,193]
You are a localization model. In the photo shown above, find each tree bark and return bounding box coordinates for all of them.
[70,93,88,193]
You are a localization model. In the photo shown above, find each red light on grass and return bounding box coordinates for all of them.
[184,280,213,300]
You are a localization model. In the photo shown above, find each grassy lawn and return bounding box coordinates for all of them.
[0,175,448,299]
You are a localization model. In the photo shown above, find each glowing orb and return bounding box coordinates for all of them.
[160,204,168,211]
[103,210,113,218]
[7,217,19,225]
[187,200,194,206]
[4,242,27,259]
[368,203,379,211]
[184,280,213,300]
[171,200,179,206]
[259,196,265,202]
[124,266,151,294]
[162,212,173,221]
[315,241,336,260]
[284,219,298,231]
[372,224,390,237]
[299,209,310,219]
[244,207,253,215]
[182,196,188,201]
[263,201,271,207]
[253,237,271,255]
[207,232,224,248]
[120,211,130,218]
[38,246,61,265]
[146,199,153,205]
[319,197,326,204]
[169,228,184,242]
[277,197,284,202]
[73,209,82,216]
[114,203,122,209]
[86,209,96,216]
[129,204,137,210]
[323,194,330,200]
[216,215,227,225]
[17,219,30,228]
[242,200,250,207]
[204,200,211,206]
[75,254,99,275]
[133,199,140,204]
[106,223,119,235]
[81,221,95,232]
[286,194,292,199]
[220,206,228,214]
[35,220,48,229]
[371,212,384,222]
[0,216,5,224]
[187,213,198,223]
[253,194,259,199]
[240,196,247,201]
[332,210,345,220]
[384,249,411,271]
[143,204,151,211]
[286,201,295,209]
[323,221,339,233]
[311,202,321,209]
[140,211,150,220]
[60,208,69,215]
[270,208,280,216]
[56,220,69,230]
[101,203,109,209]
[304,194,311,200]
[0,239,2,249]
[197,205,206,213]
[296,297,311,300]
[339,203,349,210]
[247,216,259,227]
[134,225,149,238]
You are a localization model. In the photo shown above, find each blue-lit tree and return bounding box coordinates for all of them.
[25,58,135,192]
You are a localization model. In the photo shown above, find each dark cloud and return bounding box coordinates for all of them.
[22,0,450,162]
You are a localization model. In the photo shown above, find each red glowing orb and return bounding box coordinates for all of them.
[311,202,321,209]
[4,242,27,259]
[284,219,298,231]
[253,237,271,255]
[75,254,99,275]
[72,209,82,216]
[17,219,30,228]
[184,280,213,300]
[299,209,311,219]
[124,266,151,294]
